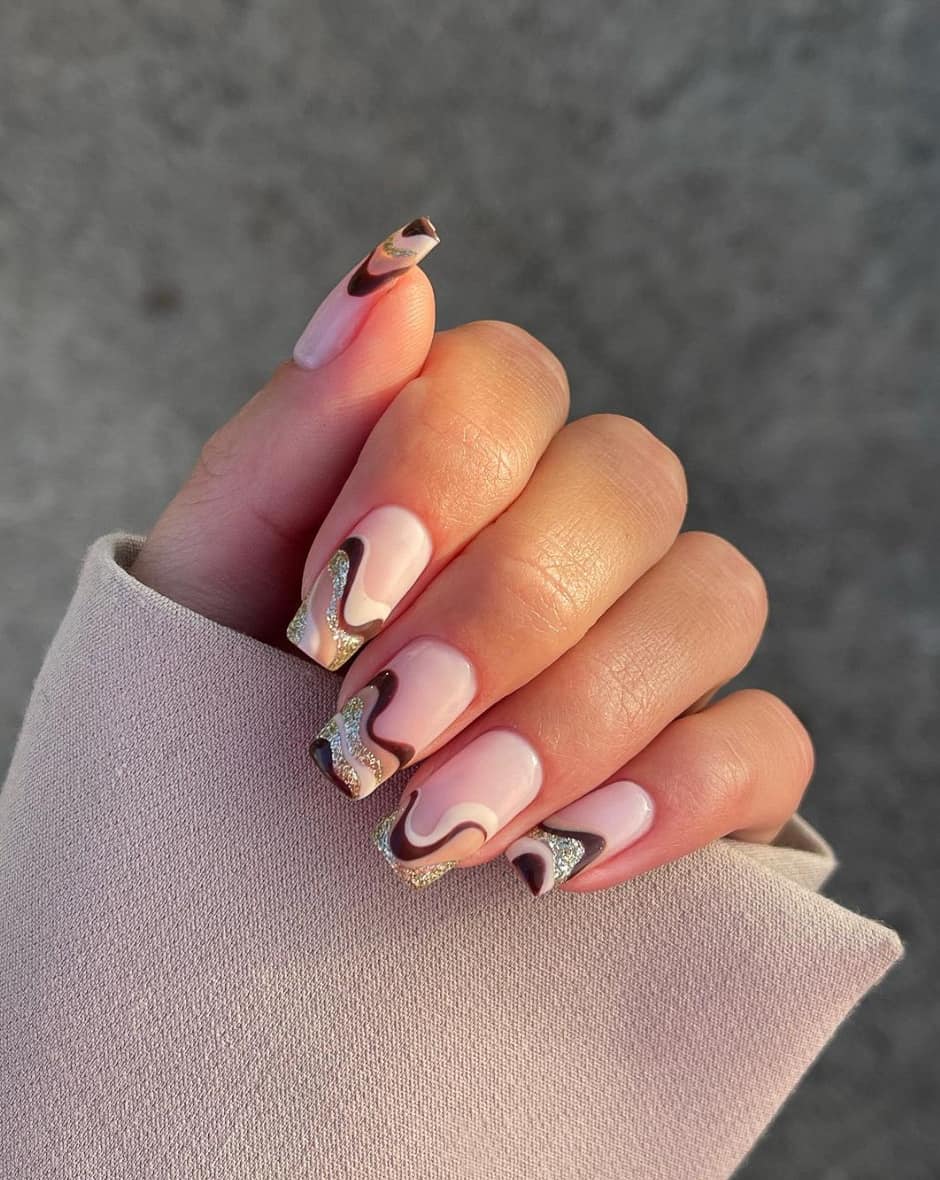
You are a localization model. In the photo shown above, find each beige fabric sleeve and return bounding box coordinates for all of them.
[0,535,902,1180]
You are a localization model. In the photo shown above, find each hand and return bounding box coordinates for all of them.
[133,218,814,896]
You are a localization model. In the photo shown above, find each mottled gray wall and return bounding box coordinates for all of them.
[1,1,937,1174]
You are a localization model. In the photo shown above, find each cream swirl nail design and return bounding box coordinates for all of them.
[374,730,543,888]
[506,780,654,897]
[311,638,476,799]
[287,505,432,671]
[293,217,439,371]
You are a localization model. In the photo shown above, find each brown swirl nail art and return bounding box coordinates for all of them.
[310,638,477,801]
[387,790,489,862]
[287,506,433,672]
[373,730,544,888]
[310,671,413,800]
[509,825,606,897]
[287,539,379,672]
[374,801,460,890]
[505,780,655,898]
[292,216,440,371]
[346,217,438,296]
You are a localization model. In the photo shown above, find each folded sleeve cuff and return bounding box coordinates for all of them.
[0,534,902,1180]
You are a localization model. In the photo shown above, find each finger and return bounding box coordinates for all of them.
[310,414,686,799]
[372,531,769,886]
[507,689,814,896]
[286,320,571,671]
[132,218,439,639]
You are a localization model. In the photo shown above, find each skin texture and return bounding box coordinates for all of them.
[133,225,813,894]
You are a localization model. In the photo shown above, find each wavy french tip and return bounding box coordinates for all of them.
[373,808,456,890]
[292,216,441,370]
[401,215,439,242]
[309,734,360,800]
[504,826,592,899]
[509,852,548,897]
[504,781,655,900]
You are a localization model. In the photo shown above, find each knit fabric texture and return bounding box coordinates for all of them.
[0,536,902,1179]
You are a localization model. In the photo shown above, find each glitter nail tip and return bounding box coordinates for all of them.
[293,217,440,371]
[372,730,543,888]
[505,780,654,898]
[374,810,456,889]
[311,639,477,800]
[286,506,432,672]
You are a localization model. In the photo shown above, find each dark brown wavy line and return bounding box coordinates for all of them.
[388,791,487,863]
[364,669,415,768]
[510,851,548,896]
[346,257,413,298]
[309,737,356,798]
[336,538,384,642]
[346,219,436,297]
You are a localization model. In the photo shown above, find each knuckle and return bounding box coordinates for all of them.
[570,415,688,525]
[685,690,815,823]
[582,648,662,731]
[741,690,816,791]
[454,423,530,514]
[497,541,596,638]
[697,734,758,813]
[465,319,570,415]
[411,397,535,525]
[679,531,769,632]
[192,426,240,488]
[461,418,529,496]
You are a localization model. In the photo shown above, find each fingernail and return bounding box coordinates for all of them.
[293,217,439,370]
[287,505,432,671]
[311,638,477,799]
[374,730,543,888]
[505,780,654,898]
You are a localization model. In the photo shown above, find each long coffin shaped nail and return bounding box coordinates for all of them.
[293,217,439,370]
[311,638,477,799]
[374,729,543,888]
[287,505,432,671]
[505,780,654,898]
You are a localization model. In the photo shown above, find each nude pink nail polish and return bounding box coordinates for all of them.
[373,730,543,888]
[287,505,433,671]
[293,217,439,370]
[311,638,477,799]
[505,780,654,897]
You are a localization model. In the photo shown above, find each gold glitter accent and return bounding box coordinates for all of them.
[285,600,308,647]
[380,233,420,260]
[528,825,586,886]
[324,549,364,671]
[315,696,385,800]
[373,811,456,889]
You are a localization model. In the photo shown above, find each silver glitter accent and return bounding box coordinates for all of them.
[528,825,587,886]
[373,811,456,889]
[316,696,385,800]
[317,718,358,796]
[324,549,364,671]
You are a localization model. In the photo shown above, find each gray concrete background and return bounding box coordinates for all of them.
[1,0,937,1174]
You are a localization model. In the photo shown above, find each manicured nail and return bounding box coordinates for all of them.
[310,638,477,799]
[505,780,654,898]
[374,729,543,888]
[287,505,432,671]
[293,217,439,370]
